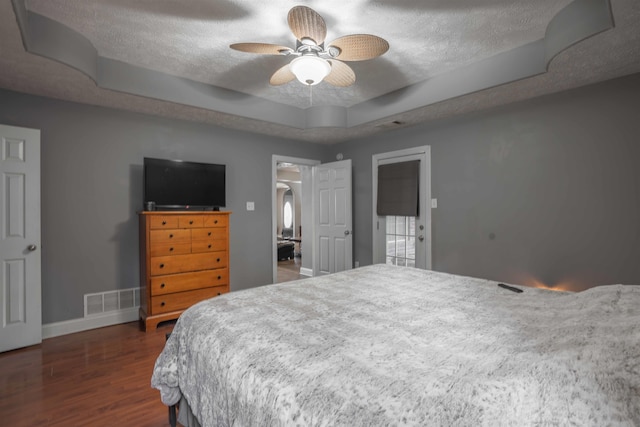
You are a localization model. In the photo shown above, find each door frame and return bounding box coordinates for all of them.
[372,146,432,269]
[272,155,321,284]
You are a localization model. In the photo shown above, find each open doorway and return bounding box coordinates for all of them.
[276,176,301,282]
[272,156,320,283]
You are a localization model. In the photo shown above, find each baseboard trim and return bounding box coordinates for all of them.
[42,307,140,339]
[299,267,313,277]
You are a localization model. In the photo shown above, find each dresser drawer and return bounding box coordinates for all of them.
[151,269,229,295]
[178,215,204,228]
[149,215,179,229]
[149,241,191,257]
[151,286,228,314]
[203,215,228,227]
[192,239,227,253]
[150,251,227,275]
[150,229,191,243]
[192,227,227,240]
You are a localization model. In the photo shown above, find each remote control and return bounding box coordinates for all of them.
[498,283,523,293]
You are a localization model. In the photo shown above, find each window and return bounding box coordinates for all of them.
[284,201,293,228]
[283,188,294,233]
[386,216,416,267]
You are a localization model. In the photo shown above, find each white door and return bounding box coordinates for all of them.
[372,147,431,269]
[0,124,41,353]
[313,159,352,275]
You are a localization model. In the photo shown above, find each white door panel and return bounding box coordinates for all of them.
[313,159,352,275]
[319,236,330,273]
[334,188,347,226]
[334,239,346,272]
[0,124,41,353]
[5,259,26,323]
[319,189,330,225]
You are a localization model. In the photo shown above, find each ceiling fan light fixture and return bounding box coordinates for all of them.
[231,6,386,88]
[290,56,331,86]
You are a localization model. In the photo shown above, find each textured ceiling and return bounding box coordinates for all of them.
[1,0,639,143]
[23,0,570,108]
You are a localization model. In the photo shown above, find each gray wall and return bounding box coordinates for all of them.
[332,73,640,291]
[1,72,639,323]
[0,89,327,323]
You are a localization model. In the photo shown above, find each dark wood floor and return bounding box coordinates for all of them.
[0,265,306,426]
[277,256,305,283]
[0,321,175,427]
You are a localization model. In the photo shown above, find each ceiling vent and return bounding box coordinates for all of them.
[376,120,406,129]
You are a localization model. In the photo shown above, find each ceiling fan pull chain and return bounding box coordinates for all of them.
[309,84,313,107]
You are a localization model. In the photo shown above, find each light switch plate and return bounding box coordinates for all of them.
[431,198,438,208]
[246,201,255,211]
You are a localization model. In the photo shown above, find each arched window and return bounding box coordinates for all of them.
[283,189,293,229]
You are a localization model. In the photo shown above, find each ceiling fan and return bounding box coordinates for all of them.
[230,6,389,87]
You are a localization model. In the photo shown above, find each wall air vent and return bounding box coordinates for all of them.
[84,287,140,317]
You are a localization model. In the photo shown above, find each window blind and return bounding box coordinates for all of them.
[376,160,420,216]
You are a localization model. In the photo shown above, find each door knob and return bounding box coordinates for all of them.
[418,235,424,242]
[344,230,351,236]
[27,244,37,251]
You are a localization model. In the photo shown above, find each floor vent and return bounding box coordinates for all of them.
[84,287,140,317]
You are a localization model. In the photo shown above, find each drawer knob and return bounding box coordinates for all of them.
[208,244,212,249]
[216,258,221,262]
[162,221,166,225]
[160,263,165,269]
[217,292,221,296]
[189,220,193,224]
[214,220,218,224]
[169,234,173,238]
[161,302,165,307]
[169,247,174,252]
[217,275,221,280]
[160,283,165,288]
[208,232,212,236]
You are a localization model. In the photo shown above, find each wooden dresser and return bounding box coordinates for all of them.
[139,211,231,331]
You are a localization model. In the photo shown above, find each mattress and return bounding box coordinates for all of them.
[152,264,640,426]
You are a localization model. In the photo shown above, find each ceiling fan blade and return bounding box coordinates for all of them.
[287,6,327,45]
[230,43,293,55]
[327,34,389,61]
[324,60,356,87]
[270,64,296,86]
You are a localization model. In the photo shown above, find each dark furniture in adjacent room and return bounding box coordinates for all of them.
[277,241,295,260]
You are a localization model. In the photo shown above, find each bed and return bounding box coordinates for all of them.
[151,264,640,426]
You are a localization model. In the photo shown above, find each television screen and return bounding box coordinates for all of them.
[144,157,226,210]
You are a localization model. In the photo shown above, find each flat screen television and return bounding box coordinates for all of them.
[144,157,226,211]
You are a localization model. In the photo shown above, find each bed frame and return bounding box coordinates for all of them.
[165,333,178,427]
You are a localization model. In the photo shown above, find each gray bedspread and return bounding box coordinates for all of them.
[151,264,640,426]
